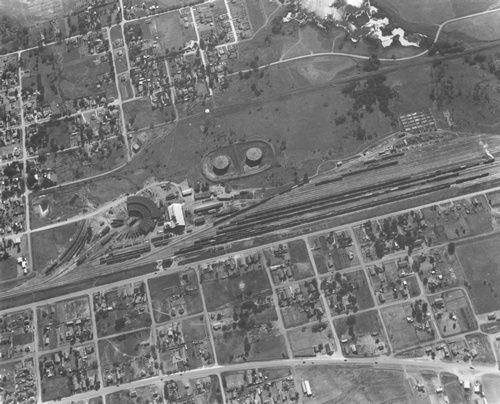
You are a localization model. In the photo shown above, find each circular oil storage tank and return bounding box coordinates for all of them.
[212,155,230,175]
[246,147,263,167]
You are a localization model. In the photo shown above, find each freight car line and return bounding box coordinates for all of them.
[175,183,454,255]
[223,158,493,229]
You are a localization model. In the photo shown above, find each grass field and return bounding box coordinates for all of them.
[31,221,83,272]
[295,364,411,403]
[287,322,335,357]
[213,327,287,364]
[457,234,500,314]
[245,0,267,32]
[0,258,18,282]
[51,142,127,184]
[98,329,158,382]
[287,239,314,280]
[333,310,389,357]
[110,25,123,44]
[444,11,500,41]
[107,385,161,404]
[148,269,203,323]
[441,372,469,404]
[114,49,128,74]
[118,76,134,100]
[429,289,477,337]
[123,98,172,131]
[136,11,197,54]
[374,0,456,25]
[94,283,152,338]
[381,303,436,351]
[202,269,271,311]
[482,374,500,403]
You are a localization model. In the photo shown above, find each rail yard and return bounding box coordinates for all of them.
[2,0,500,401]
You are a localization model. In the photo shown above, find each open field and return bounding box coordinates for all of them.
[98,329,159,383]
[93,281,152,338]
[123,98,173,131]
[148,268,203,323]
[287,321,335,357]
[51,142,127,184]
[210,295,286,363]
[482,374,500,402]
[287,239,314,280]
[441,372,471,404]
[444,11,500,41]
[374,0,456,25]
[150,11,197,52]
[333,310,389,357]
[107,384,162,404]
[295,364,412,403]
[381,300,437,351]
[31,221,84,272]
[222,367,295,403]
[202,268,271,311]
[157,316,213,373]
[429,289,477,337]
[457,234,500,314]
[0,258,17,282]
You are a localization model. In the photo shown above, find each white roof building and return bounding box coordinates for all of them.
[167,203,185,227]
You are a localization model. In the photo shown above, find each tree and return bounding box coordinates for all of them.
[346,314,356,327]
[114,318,126,331]
[447,242,456,255]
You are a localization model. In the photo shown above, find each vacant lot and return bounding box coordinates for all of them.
[295,364,411,403]
[288,239,314,280]
[381,303,436,351]
[287,322,335,357]
[214,327,287,364]
[429,289,477,337]
[148,269,203,323]
[482,374,500,403]
[441,372,469,404]
[31,221,83,272]
[444,11,500,41]
[94,282,152,338]
[202,269,271,311]
[0,258,18,282]
[107,385,161,404]
[334,310,389,357]
[98,329,158,382]
[152,11,197,51]
[457,235,500,314]
[123,98,171,131]
[375,0,455,25]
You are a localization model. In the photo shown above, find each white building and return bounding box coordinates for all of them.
[167,203,185,228]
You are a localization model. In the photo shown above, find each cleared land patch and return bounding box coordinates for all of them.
[457,234,500,314]
[295,364,411,403]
